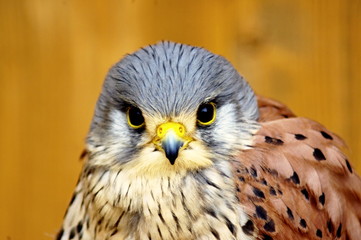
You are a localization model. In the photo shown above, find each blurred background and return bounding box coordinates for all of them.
[0,0,360,239]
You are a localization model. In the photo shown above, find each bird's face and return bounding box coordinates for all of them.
[86,42,259,177]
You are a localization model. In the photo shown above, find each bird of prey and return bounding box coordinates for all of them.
[57,41,361,240]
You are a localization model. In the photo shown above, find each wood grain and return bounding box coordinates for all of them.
[0,0,359,239]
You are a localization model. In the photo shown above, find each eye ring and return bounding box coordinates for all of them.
[197,102,216,126]
[127,106,145,129]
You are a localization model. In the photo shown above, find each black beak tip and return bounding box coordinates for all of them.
[168,155,177,165]
[164,147,179,165]
[162,140,184,165]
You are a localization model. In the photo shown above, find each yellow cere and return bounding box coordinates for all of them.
[157,122,186,139]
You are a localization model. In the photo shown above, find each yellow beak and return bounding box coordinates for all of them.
[153,122,190,165]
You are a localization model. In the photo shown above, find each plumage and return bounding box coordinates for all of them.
[58,42,361,240]
[235,96,361,239]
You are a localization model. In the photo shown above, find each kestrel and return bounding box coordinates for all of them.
[57,42,361,240]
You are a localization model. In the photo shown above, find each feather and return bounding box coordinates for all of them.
[234,96,361,240]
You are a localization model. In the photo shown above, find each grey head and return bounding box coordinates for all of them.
[86,41,259,171]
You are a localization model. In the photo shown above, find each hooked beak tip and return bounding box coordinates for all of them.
[161,135,184,165]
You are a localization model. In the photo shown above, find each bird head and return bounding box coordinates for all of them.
[86,41,259,177]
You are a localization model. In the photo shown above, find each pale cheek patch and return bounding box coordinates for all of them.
[109,109,129,136]
[87,110,134,167]
[214,104,259,151]
[214,105,239,144]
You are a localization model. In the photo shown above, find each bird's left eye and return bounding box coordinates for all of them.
[197,102,216,126]
[127,106,145,129]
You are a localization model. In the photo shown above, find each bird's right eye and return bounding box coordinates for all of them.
[127,106,145,129]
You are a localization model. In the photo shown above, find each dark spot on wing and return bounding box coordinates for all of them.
[345,159,353,173]
[286,207,294,220]
[320,131,333,140]
[295,134,307,140]
[253,187,265,199]
[250,167,257,177]
[242,220,254,236]
[319,192,325,205]
[327,220,334,234]
[261,179,268,185]
[313,148,326,161]
[269,186,277,196]
[289,172,300,184]
[265,136,284,145]
[300,218,307,228]
[255,205,268,220]
[262,234,273,240]
[316,229,323,238]
[264,219,275,232]
[301,188,309,200]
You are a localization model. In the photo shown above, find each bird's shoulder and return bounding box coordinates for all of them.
[233,95,361,240]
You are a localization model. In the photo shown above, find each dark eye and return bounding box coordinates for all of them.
[127,106,145,129]
[197,102,216,126]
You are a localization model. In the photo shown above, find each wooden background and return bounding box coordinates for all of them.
[0,0,360,239]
